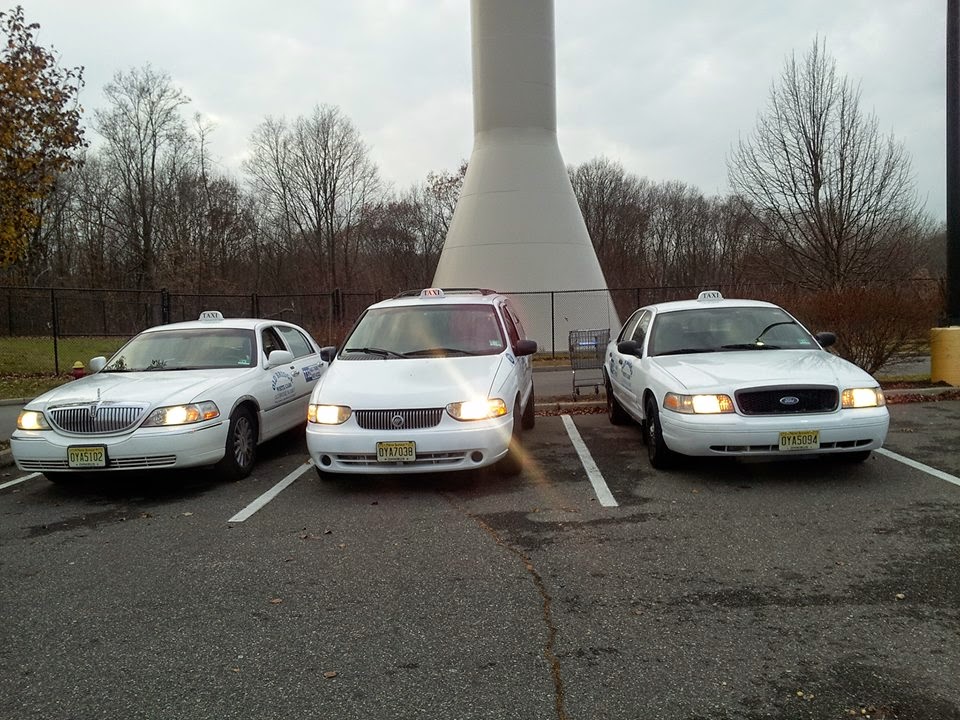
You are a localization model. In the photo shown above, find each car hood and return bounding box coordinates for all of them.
[25,370,245,410]
[652,349,878,392]
[312,356,510,408]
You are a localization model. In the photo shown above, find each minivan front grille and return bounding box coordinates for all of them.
[354,408,444,430]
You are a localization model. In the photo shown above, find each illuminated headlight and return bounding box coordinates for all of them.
[446,398,508,421]
[142,401,220,427]
[17,410,50,430]
[663,393,735,414]
[842,388,885,409]
[308,404,352,425]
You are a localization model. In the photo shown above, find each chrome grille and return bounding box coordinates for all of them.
[354,408,444,430]
[47,403,148,434]
[735,387,838,415]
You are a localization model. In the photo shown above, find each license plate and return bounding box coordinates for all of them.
[778,430,820,451]
[68,445,107,468]
[376,441,416,463]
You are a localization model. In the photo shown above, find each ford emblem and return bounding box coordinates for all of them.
[779,396,800,406]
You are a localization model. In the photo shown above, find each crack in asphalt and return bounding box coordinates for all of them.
[444,494,569,720]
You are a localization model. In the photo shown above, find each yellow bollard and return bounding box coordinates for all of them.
[930,327,960,386]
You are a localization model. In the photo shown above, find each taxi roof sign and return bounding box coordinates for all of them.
[420,288,445,298]
[697,291,724,302]
[199,310,225,321]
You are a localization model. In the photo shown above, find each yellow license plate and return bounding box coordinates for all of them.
[376,441,416,463]
[68,445,107,468]
[778,430,820,451]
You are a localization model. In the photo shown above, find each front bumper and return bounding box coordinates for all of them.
[306,414,514,475]
[10,421,228,473]
[658,407,890,457]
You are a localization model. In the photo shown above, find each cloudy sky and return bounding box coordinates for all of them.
[18,0,949,220]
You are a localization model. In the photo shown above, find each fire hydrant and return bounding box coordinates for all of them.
[71,361,85,380]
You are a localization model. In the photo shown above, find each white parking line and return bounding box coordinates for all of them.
[877,448,960,488]
[560,414,618,507]
[0,472,41,490]
[228,462,314,523]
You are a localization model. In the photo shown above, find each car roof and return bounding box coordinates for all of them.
[138,311,294,334]
[644,292,779,315]
[366,288,507,310]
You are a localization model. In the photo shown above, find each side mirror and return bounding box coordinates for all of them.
[617,340,642,357]
[515,339,538,357]
[319,346,337,363]
[89,356,107,373]
[815,332,836,349]
[267,349,294,368]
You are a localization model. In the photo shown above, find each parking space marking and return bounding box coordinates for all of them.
[228,461,314,523]
[0,472,41,490]
[560,414,618,507]
[877,448,960,488]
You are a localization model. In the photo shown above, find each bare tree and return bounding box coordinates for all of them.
[728,38,929,289]
[94,65,191,289]
[244,105,381,288]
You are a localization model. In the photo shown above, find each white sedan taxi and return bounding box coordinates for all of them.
[306,288,537,478]
[604,291,889,468]
[12,311,328,482]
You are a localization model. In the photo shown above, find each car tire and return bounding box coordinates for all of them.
[43,472,74,484]
[217,406,257,481]
[496,400,524,477]
[645,397,677,470]
[521,386,536,430]
[315,466,336,481]
[605,372,629,426]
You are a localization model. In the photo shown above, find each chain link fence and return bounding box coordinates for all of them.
[0,280,944,377]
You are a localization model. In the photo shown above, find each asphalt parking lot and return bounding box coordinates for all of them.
[1,380,959,719]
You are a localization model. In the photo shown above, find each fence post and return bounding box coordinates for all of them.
[160,288,170,325]
[50,288,60,376]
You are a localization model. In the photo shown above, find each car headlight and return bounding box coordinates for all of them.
[842,387,885,408]
[17,410,50,430]
[308,404,352,424]
[142,401,220,427]
[446,398,508,421]
[663,393,735,414]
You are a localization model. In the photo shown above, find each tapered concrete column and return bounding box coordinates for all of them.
[433,0,618,354]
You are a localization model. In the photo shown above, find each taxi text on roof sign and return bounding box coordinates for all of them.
[697,291,724,302]
[420,288,445,298]
[199,310,225,321]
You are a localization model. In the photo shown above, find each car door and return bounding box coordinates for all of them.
[608,310,650,420]
[500,301,533,406]
[257,324,325,437]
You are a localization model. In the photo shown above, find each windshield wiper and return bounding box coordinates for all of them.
[755,320,797,344]
[720,343,781,350]
[654,348,715,356]
[403,347,480,357]
[345,346,407,358]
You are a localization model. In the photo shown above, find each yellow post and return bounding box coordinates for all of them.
[930,327,960,386]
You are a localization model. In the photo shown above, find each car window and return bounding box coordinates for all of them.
[503,301,527,340]
[103,328,256,371]
[617,310,643,343]
[648,307,815,357]
[276,325,315,359]
[341,305,506,358]
[500,305,521,349]
[261,327,285,359]
[631,311,651,345]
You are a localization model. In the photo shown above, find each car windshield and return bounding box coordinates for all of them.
[648,306,816,357]
[102,328,257,371]
[342,304,506,358]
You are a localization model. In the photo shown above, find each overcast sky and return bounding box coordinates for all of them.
[18,0,949,221]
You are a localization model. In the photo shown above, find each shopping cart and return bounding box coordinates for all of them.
[568,328,610,395]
